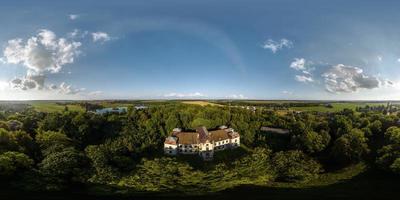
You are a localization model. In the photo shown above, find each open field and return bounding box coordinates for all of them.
[288,102,388,112]
[181,101,223,107]
[30,102,84,113]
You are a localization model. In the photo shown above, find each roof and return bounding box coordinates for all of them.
[260,127,290,134]
[209,130,230,141]
[175,132,199,145]
[164,136,178,145]
[197,126,209,143]
[165,126,240,145]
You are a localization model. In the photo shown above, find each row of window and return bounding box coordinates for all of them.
[167,143,238,154]
[170,139,238,150]
[179,149,197,153]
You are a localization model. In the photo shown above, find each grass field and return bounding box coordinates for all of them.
[31,102,84,113]
[288,102,387,112]
[181,101,222,107]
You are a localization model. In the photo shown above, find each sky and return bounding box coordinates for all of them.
[1,0,400,100]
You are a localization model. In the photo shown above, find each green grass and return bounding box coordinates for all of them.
[31,102,84,113]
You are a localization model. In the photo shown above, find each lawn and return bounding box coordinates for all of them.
[31,102,84,113]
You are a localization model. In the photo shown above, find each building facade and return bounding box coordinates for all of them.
[164,126,240,160]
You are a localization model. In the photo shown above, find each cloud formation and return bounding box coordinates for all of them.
[3,29,81,73]
[295,75,314,83]
[163,92,206,98]
[322,64,380,93]
[262,38,293,53]
[11,75,46,90]
[69,14,79,20]
[290,58,306,70]
[91,32,111,42]
[56,82,85,94]
[290,58,314,83]
[226,94,248,99]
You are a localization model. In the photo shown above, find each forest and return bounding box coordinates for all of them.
[0,101,399,198]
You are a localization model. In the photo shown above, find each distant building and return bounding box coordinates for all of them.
[260,127,290,135]
[95,107,127,114]
[164,126,240,160]
[134,105,148,110]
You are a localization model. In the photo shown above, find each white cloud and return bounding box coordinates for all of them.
[58,82,85,94]
[0,80,9,91]
[262,38,293,53]
[322,64,381,93]
[397,58,400,63]
[68,29,88,39]
[91,32,111,42]
[295,75,314,83]
[2,29,81,73]
[226,94,248,99]
[377,55,383,61]
[290,58,306,70]
[163,92,207,98]
[290,58,315,83]
[69,14,79,20]
[282,90,293,95]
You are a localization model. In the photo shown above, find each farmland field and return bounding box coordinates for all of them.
[181,101,223,107]
[30,102,84,113]
[287,102,388,112]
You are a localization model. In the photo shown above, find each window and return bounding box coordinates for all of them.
[169,151,172,154]
[235,139,237,142]
[206,144,209,146]
[184,150,187,152]
[169,146,172,149]
[179,149,182,152]
[206,147,209,151]
[179,145,182,148]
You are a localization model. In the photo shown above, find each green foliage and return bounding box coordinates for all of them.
[330,115,352,137]
[1,101,399,195]
[332,129,369,164]
[36,130,72,155]
[38,147,88,190]
[292,130,331,154]
[0,151,33,176]
[272,150,322,182]
[376,126,400,174]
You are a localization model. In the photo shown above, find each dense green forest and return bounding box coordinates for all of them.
[0,102,399,198]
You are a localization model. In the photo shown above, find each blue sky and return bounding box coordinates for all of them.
[1,0,400,100]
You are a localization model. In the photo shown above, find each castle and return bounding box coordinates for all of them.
[164,126,240,160]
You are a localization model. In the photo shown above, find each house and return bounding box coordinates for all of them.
[164,126,240,160]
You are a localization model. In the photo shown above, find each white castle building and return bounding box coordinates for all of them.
[164,126,240,160]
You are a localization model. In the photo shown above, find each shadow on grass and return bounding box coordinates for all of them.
[1,168,399,200]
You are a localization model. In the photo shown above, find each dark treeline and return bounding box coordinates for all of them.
[0,103,399,194]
